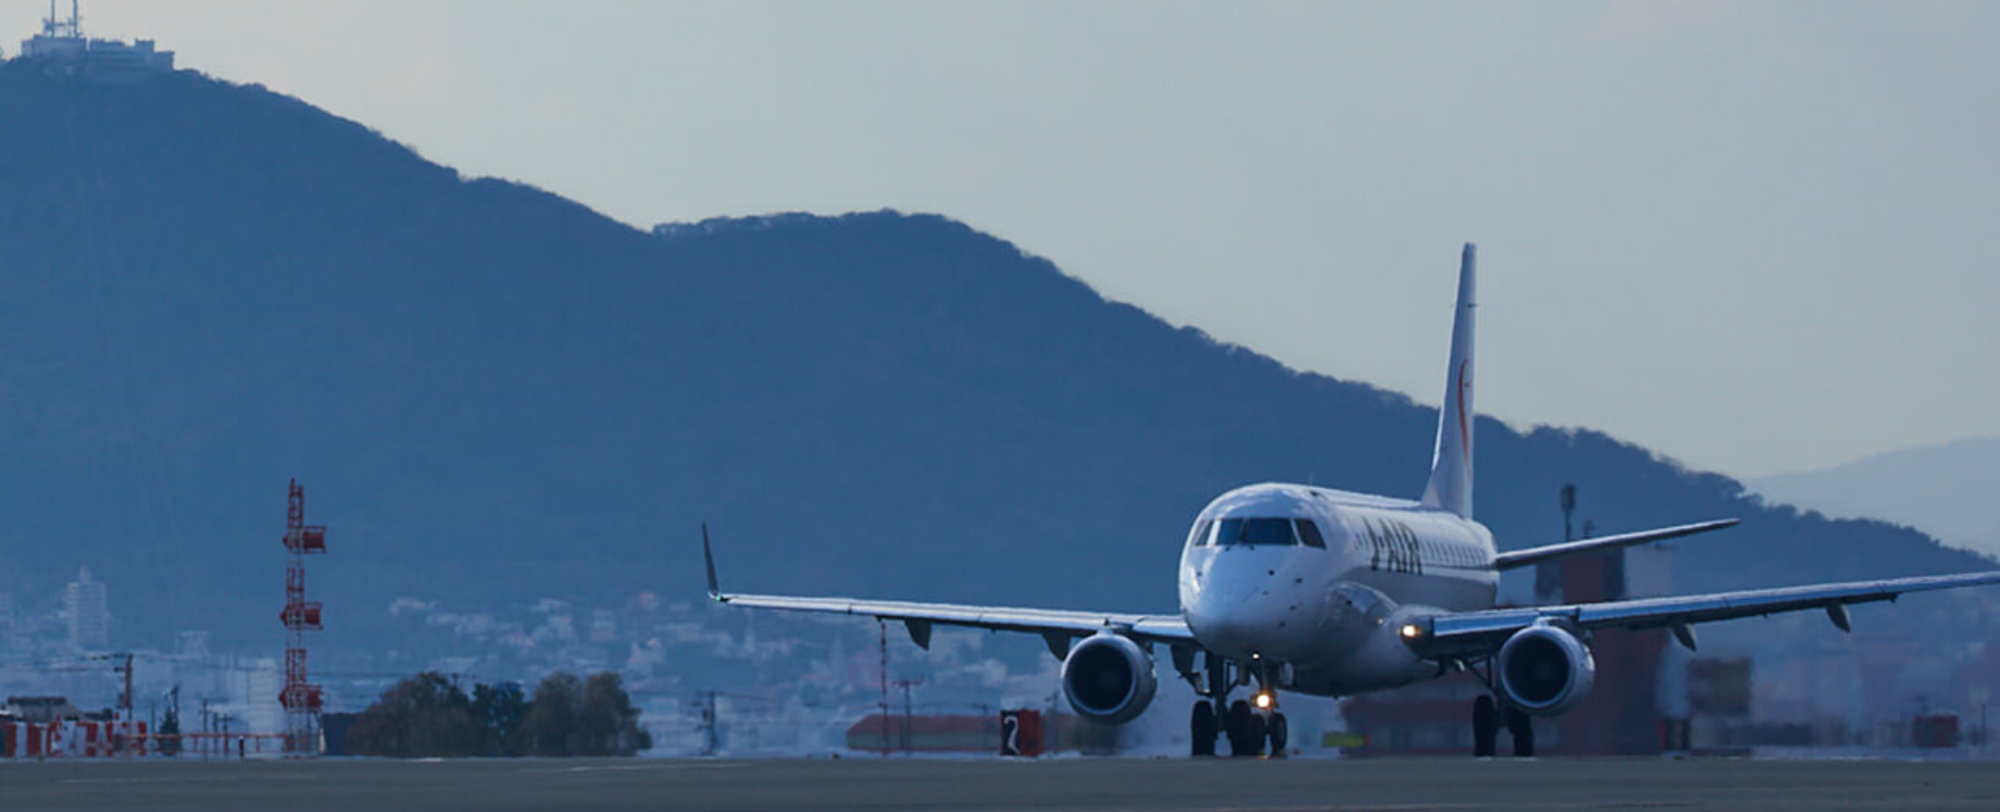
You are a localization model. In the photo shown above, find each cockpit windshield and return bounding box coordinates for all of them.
[1212,517,1298,547]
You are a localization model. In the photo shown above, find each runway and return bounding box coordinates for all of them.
[5,755,1998,811]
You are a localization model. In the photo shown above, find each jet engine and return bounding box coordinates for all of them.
[1497,624,1595,716]
[1060,633,1158,724]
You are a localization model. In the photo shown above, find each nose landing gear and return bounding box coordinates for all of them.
[1264,705,1289,757]
[1180,651,1287,757]
[1225,698,1265,756]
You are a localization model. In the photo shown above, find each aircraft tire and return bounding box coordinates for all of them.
[1226,699,1262,757]
[1191,701,1218,757]
[1472,695,1498,757]
[1266,712,1288,758]
[1506,706,1534,757]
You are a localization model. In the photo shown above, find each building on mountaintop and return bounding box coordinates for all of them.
[14,1,173,82]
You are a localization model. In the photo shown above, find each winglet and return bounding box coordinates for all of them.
[701,522,723,601]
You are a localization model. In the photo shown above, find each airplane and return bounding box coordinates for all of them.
[701,244,2000,757]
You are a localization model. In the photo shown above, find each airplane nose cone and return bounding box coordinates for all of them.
[1185,554,1310,660]
[1184,593,1249,644]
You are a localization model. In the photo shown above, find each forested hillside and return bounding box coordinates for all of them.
[0,64,1983,654]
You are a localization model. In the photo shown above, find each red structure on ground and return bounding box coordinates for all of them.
[278,479,328,755]
[0,720,150,758]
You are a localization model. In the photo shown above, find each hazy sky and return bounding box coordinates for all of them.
[13,1,1996,478]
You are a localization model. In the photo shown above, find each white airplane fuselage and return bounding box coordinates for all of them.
[1180,482,1496,698]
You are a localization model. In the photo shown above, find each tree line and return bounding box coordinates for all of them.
[346,671,651,757]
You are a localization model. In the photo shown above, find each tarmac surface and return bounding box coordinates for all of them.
[4,755,1999,811]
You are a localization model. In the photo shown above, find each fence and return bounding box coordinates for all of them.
[0,720,289,759]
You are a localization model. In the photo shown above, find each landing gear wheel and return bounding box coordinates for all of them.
[1472,695,1498,757]
[1266,712,1288,758]
[1226,699,1263,757]
[1506,706,1534,757]
[1191,701,1218,757]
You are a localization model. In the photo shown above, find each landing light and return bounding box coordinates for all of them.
[1400,623,1423,640]
[1254,692,1273,710]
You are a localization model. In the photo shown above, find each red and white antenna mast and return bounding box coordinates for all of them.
[278,479,328,756]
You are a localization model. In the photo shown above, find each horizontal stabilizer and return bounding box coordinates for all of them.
[1493,518,1738,571]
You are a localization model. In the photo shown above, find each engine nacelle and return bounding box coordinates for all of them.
[1061,632,1158,724]
[1497,624,1595,716]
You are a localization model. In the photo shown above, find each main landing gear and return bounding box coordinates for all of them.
[1507,705,1534,757]
[1183,652,1286,758]
[1467,660,1533,757]
[1191,699,1219,756]
[1472,695,1497,757]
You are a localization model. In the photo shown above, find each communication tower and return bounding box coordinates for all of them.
[278,479,328,755]
[43,1,83,40]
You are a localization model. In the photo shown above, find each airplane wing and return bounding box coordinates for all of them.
[1404,570,2000,659]
[701,526,1195,655]
[1492,518,1738,571]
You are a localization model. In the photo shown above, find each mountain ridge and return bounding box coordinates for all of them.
[1751,437,2000,556]
[0,65,1987,662]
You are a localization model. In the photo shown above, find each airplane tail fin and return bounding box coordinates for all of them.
[1420,244,1476,518]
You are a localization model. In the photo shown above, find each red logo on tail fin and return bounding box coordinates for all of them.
[1456,360,1472,455]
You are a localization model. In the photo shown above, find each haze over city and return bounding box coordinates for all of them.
[9,0,1993,478]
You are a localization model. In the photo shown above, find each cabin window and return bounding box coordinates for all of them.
[1293,518,1327,549]
[1214,517,1297,547]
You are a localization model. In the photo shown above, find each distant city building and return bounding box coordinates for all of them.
[3,695,88,723]
[64,566,109,651]
[176,630,211,660]
[210,657,285,738]
[14,1,173,82]
[590,609,618,644]
[0,591,15,662]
